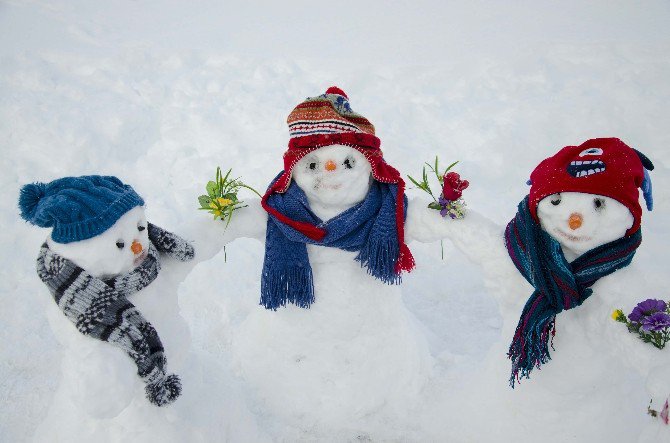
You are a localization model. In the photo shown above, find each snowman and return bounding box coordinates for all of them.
[182,87,469,438]
[423,138,667,439]
[19,176,196,439]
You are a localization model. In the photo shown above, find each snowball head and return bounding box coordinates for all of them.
[293,144,372,214]
[47,206,150,278]
[537,192,634,258]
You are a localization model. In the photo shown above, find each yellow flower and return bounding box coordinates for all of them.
[213,210,222,217]
[209,202,218,209]
[217,197,233,207]
[611,309,624,321]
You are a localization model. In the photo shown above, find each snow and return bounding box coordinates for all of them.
[2,1,670,441]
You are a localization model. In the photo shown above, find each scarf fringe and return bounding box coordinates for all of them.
[508,297,556,388]
[261,267,316,310]
[356,234,403,284]
[396,243,416,274]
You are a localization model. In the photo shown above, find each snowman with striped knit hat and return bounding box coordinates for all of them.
[186,86,467,436]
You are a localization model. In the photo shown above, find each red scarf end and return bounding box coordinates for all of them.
[395,243,416,274]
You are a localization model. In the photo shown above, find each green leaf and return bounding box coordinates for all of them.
[433,156,443,182]
[424,180,432,197]
[198,195,212,208]
[221,168,232,185]
[444,160,459,175]
[407,175,423,189]
[206,181,218,196]
[239,183,263,198]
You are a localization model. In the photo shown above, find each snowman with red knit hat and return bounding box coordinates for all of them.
[432,137,667,437]
[185,86,464,437]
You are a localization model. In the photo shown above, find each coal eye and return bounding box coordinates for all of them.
[308,162,317,170]
[551,194,561,206]
[594,198,605,211]
[116,240,125,249]
[343,157,354,169]
[137,225,146,231]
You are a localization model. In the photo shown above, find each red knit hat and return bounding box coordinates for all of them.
[528,137,654,236]
[261,86,415,273]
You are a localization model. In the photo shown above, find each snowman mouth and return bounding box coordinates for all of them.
[320,182,342,190]
[133,250,148,266]
[567,160,606,178]
[554,228,592,243]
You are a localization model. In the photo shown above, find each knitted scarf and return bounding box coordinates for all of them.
[36,223,194,406]
[261,179,406,310]
[505,197,642,387]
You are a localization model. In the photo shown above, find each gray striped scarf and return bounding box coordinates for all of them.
[36,223,194,406]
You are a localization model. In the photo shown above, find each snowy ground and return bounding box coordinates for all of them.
[2,1,670,441]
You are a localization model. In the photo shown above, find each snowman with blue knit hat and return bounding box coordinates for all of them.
[19,175,194,417]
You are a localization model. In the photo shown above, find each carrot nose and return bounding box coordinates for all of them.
[568,213,583,230]
[131,240,143,255]
[324,160,337,171]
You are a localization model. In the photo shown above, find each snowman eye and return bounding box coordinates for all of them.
[579,147,603,157]
[550,194,561,206]
[137,224,146,232]
[594,198,605,211]
[115,240,125,249]
[305,157,319,172]
[343,156,355,169]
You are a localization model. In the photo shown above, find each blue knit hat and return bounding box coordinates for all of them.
[19,176,145,243]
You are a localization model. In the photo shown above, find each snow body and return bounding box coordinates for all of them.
[34,206,196,440]
[179,144,461,437]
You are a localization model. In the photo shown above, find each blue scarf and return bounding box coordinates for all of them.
[261,178,406,310]
[505,196,641,387]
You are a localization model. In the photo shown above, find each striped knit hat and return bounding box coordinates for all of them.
[261,86,415,273]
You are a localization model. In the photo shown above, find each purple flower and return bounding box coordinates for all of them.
[438,196,450,217]
[628,299,668,323]
[640,312,670,332]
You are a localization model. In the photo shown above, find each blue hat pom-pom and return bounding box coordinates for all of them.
[19,182,49,225]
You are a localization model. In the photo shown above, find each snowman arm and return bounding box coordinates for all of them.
[405,197,511,269]
[180,198,268,263]
[147,223,195,261]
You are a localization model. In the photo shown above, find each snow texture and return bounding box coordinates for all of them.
[2,1,670,441]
